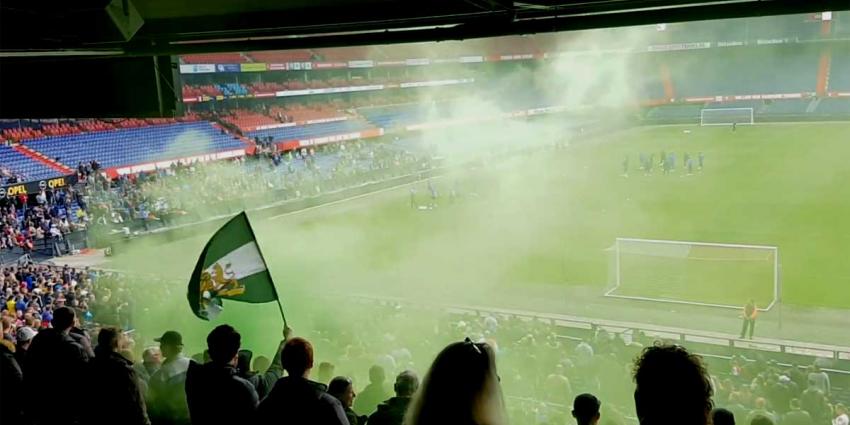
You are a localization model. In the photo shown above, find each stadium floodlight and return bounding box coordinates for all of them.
[700,107,754,126]
[607,238,779,311]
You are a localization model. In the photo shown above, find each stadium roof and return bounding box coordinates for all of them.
[1,0,849,57]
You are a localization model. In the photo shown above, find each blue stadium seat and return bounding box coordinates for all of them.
[24,122,246,169]
[0,145,61,181]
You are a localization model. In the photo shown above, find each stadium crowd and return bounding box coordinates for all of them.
[0,181,89,257]
[1,264,847,425]
[79,138,429,233]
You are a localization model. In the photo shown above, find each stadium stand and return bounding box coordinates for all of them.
[248,50,315,63]
[23,122,247,169]
[246,119,374,142]
[0,145,61,182]
[829,48,850,91]
[220,110,281,130]
[669,47,820,97]
[181,53,249,63]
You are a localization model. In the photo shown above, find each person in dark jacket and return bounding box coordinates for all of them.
[88,326,151,425]
[186,324,258,425]
[25,306,91,425]
[0,339,24,425]
[237,326,289,400]
[330,376,366,425]
[367,370,419,425]
[355,365,392,416]
[257,337,348,425]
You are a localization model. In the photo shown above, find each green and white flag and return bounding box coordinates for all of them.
[187,211,279,320]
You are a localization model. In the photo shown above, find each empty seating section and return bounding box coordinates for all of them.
[360,104,434,129]
[182,53,247,64]
[222,111,280,130]
[24,122,246,169]
[249,51,314,63]
[0,146,59,181]
[669,47,819,97]
[269,106,346,123]
[645,104,705,121]
[829,47,850,91]
[247,120,373,142]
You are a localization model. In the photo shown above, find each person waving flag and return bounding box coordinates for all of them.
[187,211,286,323]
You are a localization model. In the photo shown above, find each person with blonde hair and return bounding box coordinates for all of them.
[403,338,506,425]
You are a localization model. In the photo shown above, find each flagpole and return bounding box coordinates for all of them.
[242,211,288,328]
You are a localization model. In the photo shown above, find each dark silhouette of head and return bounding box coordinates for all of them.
[404,338,505,425]
[633,343,713,425]
[237,349,253,375]
[369,364,387,385]
[96,326,124,353]
[207,324,241,365]
[750,415,773,425]
[711,407,735,425]
[394,370,419,397]
[51,306,75,332]
[328,376,355,408]
[282,337,314,378]
[572,393,601,425]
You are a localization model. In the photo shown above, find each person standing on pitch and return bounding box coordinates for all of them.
[739,299,757,339]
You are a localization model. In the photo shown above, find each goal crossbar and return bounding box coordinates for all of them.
[700,107,755,126]
[607,237,779,311]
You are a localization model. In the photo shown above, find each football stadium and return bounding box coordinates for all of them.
[1,5,849,425]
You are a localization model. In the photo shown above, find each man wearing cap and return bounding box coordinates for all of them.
[14,325,36,370]
[147,330,191,425]
[367,370,420,425]
[572,393,601,425]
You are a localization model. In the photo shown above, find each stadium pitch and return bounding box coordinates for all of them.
[106,122,850,346]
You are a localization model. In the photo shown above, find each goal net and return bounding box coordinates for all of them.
[607,238,778,310]
[700,107,754,126]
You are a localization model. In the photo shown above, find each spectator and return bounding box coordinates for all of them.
[0,338,24,425]
[136,346,163,383]
[330,376,366,425]
[253,355,271,374]
[88,326,150,425]
[257,337,348,425]
[319,360,336,385]
[147,330,191,425]
[834,404,849,425]
[238,326,289,400]
[807,364,830,396]
[367,370,419,425]
[572,393,601,425]
[632,343,713,425]
[750,415,774,425]
[405,338,506,425]
[186,324,258,425]
[14,325,36,369]
[712,407,735,425]
[747,397,777,424]
[355,365,392,416]
[782,398,812,425]
[25,306,90,425]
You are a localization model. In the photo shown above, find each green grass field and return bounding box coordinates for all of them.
[110,122,850,322]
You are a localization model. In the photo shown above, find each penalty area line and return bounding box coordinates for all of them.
[268,174,447,221]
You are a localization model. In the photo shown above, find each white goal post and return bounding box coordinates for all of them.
[607,237,779,311]
[700,107,755,126]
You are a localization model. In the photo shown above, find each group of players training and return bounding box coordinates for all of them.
[623,151,705,177]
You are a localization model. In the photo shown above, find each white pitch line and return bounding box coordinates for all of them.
[268,174,447,221]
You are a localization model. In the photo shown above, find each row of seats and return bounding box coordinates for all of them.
[247,119,373,142]
[24,122,247,169]
[0,145,59,182]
